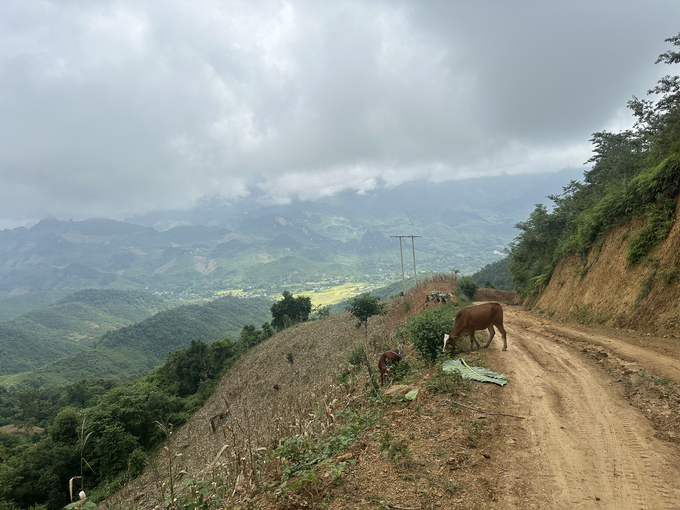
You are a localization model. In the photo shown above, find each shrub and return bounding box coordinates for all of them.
[457,277,478,300]
[660,266,678,284]
[403,306,455,362]
[346,345,366,368]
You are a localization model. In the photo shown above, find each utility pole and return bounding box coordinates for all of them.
[391,235,421,295]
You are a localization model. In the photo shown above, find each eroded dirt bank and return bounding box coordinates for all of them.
[535,199,680,337]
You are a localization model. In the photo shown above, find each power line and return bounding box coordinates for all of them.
[390,235,421,295]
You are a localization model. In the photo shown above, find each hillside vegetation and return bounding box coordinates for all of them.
[94,275,518,509]
[0,294,272,388]
[509,33,680,312]
[0,290,172,377]
[0,319,278,509]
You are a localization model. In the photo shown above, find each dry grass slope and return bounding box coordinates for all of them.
[101,275,494,509]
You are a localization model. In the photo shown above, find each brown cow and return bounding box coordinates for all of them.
[378,345,405,385]
[442,302,507,352]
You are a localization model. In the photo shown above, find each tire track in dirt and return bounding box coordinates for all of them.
[542,324,680,384]
[488,307,680,509]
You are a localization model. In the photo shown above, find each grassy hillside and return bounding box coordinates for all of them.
[0,290,171,377]
[0,294,273,388]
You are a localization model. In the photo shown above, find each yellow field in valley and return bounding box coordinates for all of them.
[296,282,373,307]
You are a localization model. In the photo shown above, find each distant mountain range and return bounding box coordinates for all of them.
[0,169,582,299]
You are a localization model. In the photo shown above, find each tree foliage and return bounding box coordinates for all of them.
[346,293,385,335]
[471,258,514,291]
[270,291,312,330]
[509,33,680,300]
[0,319,270,508]
[457,276,478,300]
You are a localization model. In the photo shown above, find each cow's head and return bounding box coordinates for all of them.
[443,333,460,352]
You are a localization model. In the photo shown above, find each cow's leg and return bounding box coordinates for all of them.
[497,323,508,351]
[469,331,482,351]
[483,326,496,348]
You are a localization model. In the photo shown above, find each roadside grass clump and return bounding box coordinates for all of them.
[633,369,676,397]
[570,304,607,325]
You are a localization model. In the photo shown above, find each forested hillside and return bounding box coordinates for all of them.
[0,321,275,509]
[0,294,273,388]
[0,290,171,377]
[509,33,680,303]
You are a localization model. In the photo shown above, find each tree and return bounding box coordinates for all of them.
[628,32,680,162]
[346,293,385,337]
[50,407,80,445]
[261,321,274,339]
[457,276,478,300]
[270,291,312,330]
[239,324,261,350]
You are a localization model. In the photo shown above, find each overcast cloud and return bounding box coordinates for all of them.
[1,0,679,229]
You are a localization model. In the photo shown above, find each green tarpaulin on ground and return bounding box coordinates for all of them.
[442,359,507,386]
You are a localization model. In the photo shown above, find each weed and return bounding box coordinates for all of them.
[637,256,660,301]
[426,364,470,397]
[379,431,411,464]
[327,460,352,486]
[172,477,227,509]
[337,371,351,385]
[659,266,678,284]
[572,304,593,324]
[443,477,465,495]
[275,407,379,483]
[347,345,366,368]
[383,356,413,385]
[286,351,294,364]
[466,419,485,448]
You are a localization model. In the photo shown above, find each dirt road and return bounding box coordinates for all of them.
[487,305,680,509]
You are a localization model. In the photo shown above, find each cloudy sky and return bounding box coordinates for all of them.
[1,0,679,229]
